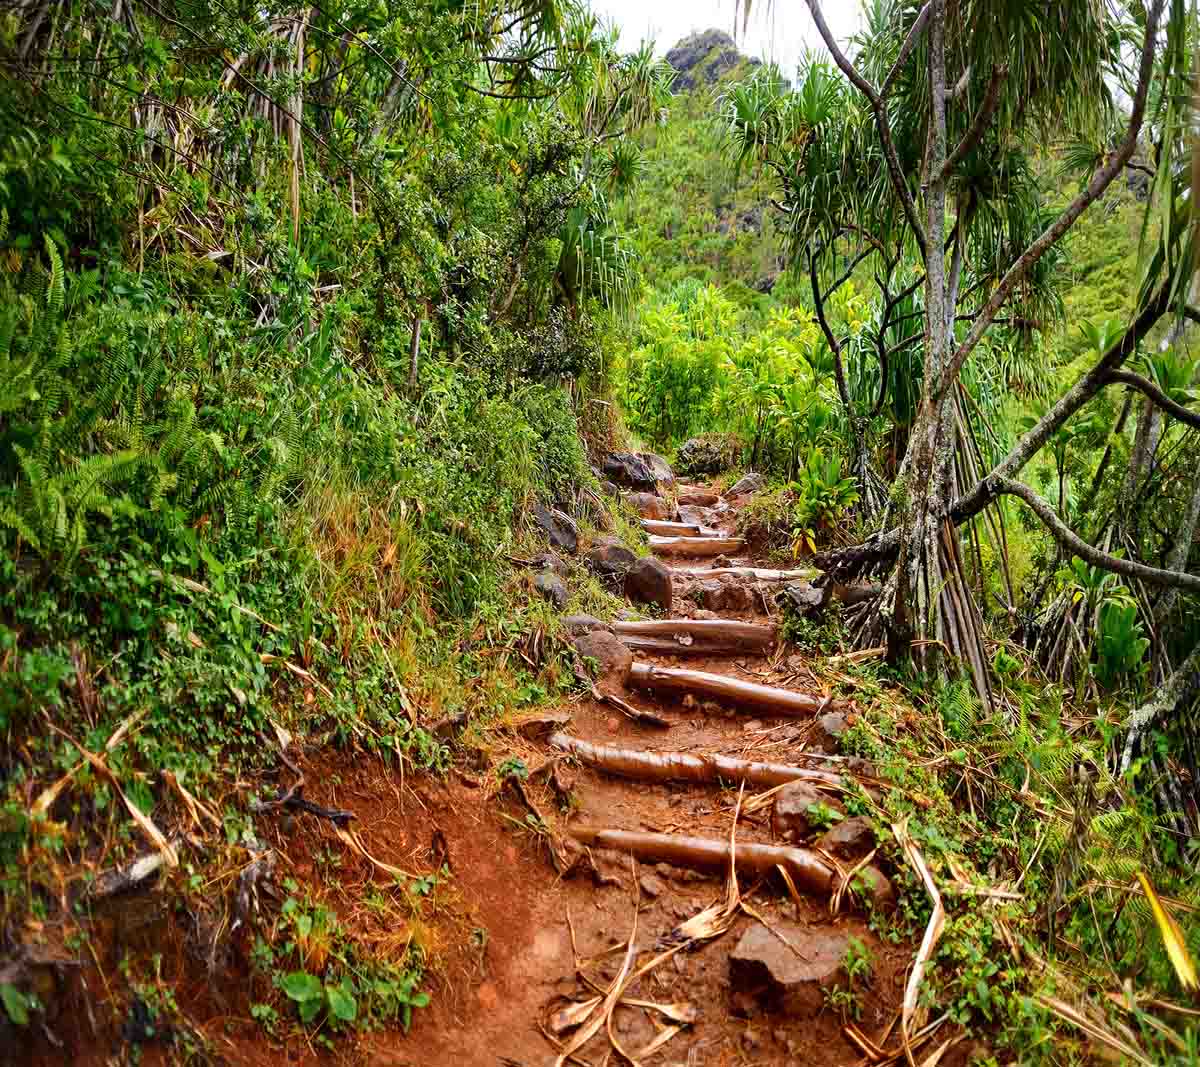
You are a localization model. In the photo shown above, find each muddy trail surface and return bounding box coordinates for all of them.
[373,476,915,1067]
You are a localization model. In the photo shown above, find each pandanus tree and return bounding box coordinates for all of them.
[727,0,1200,714]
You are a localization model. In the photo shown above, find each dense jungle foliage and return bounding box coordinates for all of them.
[2,0,1200,1063]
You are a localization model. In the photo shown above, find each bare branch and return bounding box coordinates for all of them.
[809,248,851,409]
[951,282,1173,524]
[989,477,1200,593]
[802,0,928,257]
[937,65,1003,183]
[1105,369,1200,430]
[936,0,1166,398]
[881,1,934,98]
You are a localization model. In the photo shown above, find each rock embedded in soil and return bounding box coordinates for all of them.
[677,435,737,476]
[729,924,850,1019]
[777,579,831,616]
[854,866,896,913]
[815,816,876,861]
[624,556,673,612]
[625,491,670,520]
[771,781,844,842]
[585,536,638,580]
[724,471,766,498]
[811,710,850,754]
[561,613,611,636]
[602,451,658,490]
[638,873,666,899]
[533,550,569,578]
[533,570,568,608]
[572,629,633,689]
[532,501,579,553]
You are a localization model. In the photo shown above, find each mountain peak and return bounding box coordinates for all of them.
[665,29,761,92]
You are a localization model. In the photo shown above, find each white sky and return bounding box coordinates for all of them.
[589,1,864,79]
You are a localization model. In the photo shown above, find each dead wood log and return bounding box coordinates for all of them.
[649,536,745,558]
[629,663,824,716]
[670,565,819,582]
[613,619,777,648]
[570,827,834,896]
[548,734,844,789]
[641,519,705,536]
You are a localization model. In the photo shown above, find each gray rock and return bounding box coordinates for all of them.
[777,580,831,616]
[561,614,611,637]
[676,504,718,527]
[532,502,578,553]
[533,571,568,609]
[624,557,673,612]
[625,492,669,520]
[696,575,752,613]
[602,452,657,490]
[533,551,568,578]
[771,781,844,842]
[724,471,766,498]
[815,816,876,862]
[729,924,849,1019]
[572,630,633,689]
[638,452,675,488]
[677,435,739,477]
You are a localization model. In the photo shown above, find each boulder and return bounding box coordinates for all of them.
[811,710,850,754]
[625,492,670,520]
[814,816,876,862]
[676,503,718,527]
[624,557,673,612]
[600,479,621,497]
[729,924,850,1019]
[533,571,568,609]
[724,471,766,498]
[677,435,738,477]
[585,537,638,579]
[532,502,578,553]
[572,630,633,690]
[771,781,845,842]
[602,452,657,490]
[638,452,675,488]
[695,575,753,613]
[561,614,611,637]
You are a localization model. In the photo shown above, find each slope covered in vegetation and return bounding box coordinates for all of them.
[3,2,1200,1065]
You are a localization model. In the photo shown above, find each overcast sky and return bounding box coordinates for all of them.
[589,1,863,79]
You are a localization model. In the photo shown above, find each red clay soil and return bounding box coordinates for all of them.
[18,482,931,1067]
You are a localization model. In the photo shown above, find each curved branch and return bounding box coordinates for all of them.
[951,281,1173,525]
[881,1,935,98]
[936,0,1166,398]
[803,0,928,258]
[989,476,1200,592]
[809,248,851,409]
[937,65,1003,183]
[1105,369,1200,430]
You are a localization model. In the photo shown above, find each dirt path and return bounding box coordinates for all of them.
[373,479,912,1067]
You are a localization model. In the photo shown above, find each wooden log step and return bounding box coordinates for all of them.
[618,635,755,655]
[640,519,704,536]
[548,733,843,789]
[569,827,834,896]
[670,565,819,582]
[613,619,777,650]
[649,535,744,558]
[629,662,824,716]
